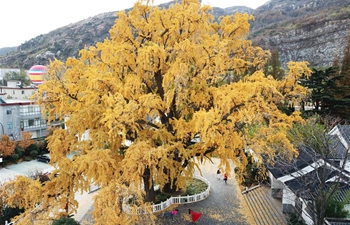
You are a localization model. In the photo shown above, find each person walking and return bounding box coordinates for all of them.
[189,209,202,222]
[223,172,228,184]
[216,168,221,179]
[163,209,179,222]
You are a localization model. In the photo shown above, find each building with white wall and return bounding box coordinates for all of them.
[0,81,48,139]
[0,80,37,100]
[0,98,48,139]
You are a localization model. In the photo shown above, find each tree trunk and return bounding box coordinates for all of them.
[143,167,155,202]
[163,177,178,194]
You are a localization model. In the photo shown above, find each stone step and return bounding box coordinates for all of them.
[256,187,286,224]
[245,191,270,224]
[243,186,287,225]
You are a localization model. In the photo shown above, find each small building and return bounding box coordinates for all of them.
[0,81,48,140]
[267,126,350,225]
[0,98,48,139]
[0,80,37,100]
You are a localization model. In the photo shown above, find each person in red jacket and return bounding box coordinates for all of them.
[189,209,202,222]
[224,172,228,184]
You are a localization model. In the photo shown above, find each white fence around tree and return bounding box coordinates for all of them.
[151,175,211,213]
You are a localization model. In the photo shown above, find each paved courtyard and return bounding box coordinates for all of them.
[80,158,256,224]
[154,158,256,224]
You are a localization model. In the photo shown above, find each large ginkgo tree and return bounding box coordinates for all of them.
[0,0,311,224]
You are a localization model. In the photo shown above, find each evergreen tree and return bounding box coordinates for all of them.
[300,67,350,121]
[267,48,285,80]
[340,31,350,84]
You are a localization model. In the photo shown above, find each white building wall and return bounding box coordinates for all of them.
[0,101,48,139]
[339,159,350,173]
[301,199,314,225]
[0,87,37,100]
[282,187,296,206]
[269,172,284,189]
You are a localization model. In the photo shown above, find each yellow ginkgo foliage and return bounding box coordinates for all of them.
[4,0,311,224]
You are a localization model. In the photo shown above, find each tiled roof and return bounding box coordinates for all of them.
[286,175,350,203]
[329,125,350,159]
[267,125,350,203]
[267,145,320,179]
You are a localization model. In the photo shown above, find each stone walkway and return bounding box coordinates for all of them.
[154,158,256,224]
[80,158,256,224]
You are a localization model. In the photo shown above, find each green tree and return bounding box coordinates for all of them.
[2,1,311,224]
[325,191,349,218]
[300,67,350,120]
[4,69,31,86]
[266,48,285,80]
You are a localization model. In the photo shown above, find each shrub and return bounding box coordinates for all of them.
[30,150,38,158]
[11,153,19,163]
[38,140,48,154]
[154,191,171,204]
[154,178,208,204]
[52,216,80,225]
[184,179,207,195]
[0,206,24,224]
[326,197,349,218]
[24,143,39,157]
[287,212,306,225]
[14,147,23,159]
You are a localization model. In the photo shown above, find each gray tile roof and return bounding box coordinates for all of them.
[267,145,320,179]
[329,125,350,159]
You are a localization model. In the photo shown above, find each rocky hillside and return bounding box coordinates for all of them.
[0,0,349,69]
[0,11,118,69]
[250,0,350,67]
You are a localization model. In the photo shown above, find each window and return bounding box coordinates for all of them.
[21,90,25,94]
[7,122,12,129]
[28,119,34,126]
[13,90,15,95]
[6,108,12,115]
